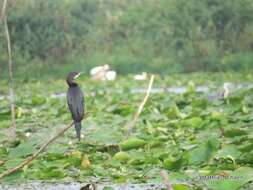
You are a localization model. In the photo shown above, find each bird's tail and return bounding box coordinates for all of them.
[74,122,82,141]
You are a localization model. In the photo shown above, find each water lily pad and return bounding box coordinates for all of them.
[113,151,131,162]
[119,138,146,151]
[204,167,253,190]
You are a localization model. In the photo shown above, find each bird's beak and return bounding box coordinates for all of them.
[74,72,83,79]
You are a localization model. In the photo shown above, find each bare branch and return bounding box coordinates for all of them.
[127,75,155,136]
[0,0,7,23]
[0,122,74,179]
[2,0,16,138]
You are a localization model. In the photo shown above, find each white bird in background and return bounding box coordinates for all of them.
[90,64,109,76]
[134,72,147,80]
[90,64,116,81]
[105,70,117,81]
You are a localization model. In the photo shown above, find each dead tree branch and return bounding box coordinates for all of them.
[0,122,74,179]
[127,74,155,137]
[0,0,7,23]
[2,0,16,138]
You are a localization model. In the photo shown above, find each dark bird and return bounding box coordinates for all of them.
[80,183,96,190]
[66,72,84,141]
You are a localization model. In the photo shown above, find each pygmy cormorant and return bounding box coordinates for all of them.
[66,72,84,141]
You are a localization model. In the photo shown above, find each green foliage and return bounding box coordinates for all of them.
[119,138,146,151]
[8,0,97,60]
[0,74,253,189]
[0,0,253,79]
[187,138,220,165]
[8,142,35,158]
[204,167,253,190]
[113,151,131,162]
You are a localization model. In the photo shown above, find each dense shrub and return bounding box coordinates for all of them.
[0,0,253,78]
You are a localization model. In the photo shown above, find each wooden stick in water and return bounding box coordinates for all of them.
[127,75,155,137]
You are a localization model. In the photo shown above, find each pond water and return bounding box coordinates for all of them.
[50,85,210,99]
[1,83,251,101]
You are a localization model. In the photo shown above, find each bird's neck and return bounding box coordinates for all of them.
[67,79,78,87]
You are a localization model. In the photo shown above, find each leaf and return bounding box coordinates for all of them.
[67,150,82,159]
[227,96,244,107]
[211,111,224,121]
[224,128,247,137]
[192,98,208,109]
[187,138,219,165]
[128,150,146,165]
[0,110,11,121]
[8,142,36,158]
[186,81,196,94]
[2,171,23,182]
[167,103,183,119]
[34,167,65,179]
[168,172,191,183]
[113,151,131,162]
[173,184,191,190]
[15,106,23,118]
[4,159,24,169]
[0,132,7,142]
[164,156,183,170]
[81,154,91,169]
[204,167,253,190]
[103,187,115,190]
[181,117,203,128]
[216,145,241,159]
[86,127,123,145]
[31,95,47,105]
[119,138,146,151]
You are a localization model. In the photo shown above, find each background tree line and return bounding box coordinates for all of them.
[0,0,253,79]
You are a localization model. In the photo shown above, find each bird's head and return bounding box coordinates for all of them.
[80,183,96,190]
[66,71,82,86]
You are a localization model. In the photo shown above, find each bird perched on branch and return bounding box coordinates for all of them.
[66,72,84,141]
